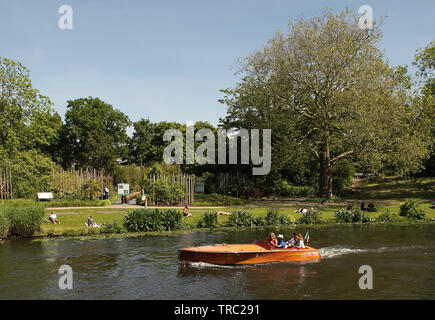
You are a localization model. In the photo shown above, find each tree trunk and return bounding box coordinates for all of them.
[319,130,333,199]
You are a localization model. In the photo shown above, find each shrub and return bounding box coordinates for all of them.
[253,216,265,226]
[0,213,7,237]
[399,200,426,220]
[279,215,293,226]
[152,180,185,205]
[334,208,371,223]
[101,221,124,233]
[123,208,185,232]
[297,210,322,224]
[227,210,254,227]
[377,210,397,223]
[197,211,219,229]
[2,205,45,237]
[160,209,184,231]
[265,209,280,226]
[276,180,315,197]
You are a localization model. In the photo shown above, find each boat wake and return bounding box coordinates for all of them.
[319,245,425,259]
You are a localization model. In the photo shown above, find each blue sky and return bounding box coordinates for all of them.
[1,0,434,126]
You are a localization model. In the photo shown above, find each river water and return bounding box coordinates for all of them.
[1,224,434,299]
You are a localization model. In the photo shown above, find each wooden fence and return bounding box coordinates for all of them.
[52,168,112,198]
[147,173,195,205]
[0,167,13,200]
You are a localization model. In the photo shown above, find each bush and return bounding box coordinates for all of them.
[297,211,322,224]
[123,208,185,232]
[101,221,124,233]
[253,216,265,226]
[1,205,45,237]
[0,213,6,237]
[275,180,315,197]
[227,210,255,228]
[152,180,185,205]
[197,211,219,229]
[334,208,371,223]
[377,210,397,223]
[399,200,426,220]
[265,209,280,226]
[0,150,58,199]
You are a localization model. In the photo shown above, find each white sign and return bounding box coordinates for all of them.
[117,183,130,195]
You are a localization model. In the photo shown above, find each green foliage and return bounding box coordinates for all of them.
[81,179,103,199]
[150,180,185,205]
[253,216,265,226]
[265,209,280,226]
[59,96,131,171]
[0,212,6,237]
[101,221,124,234]
[377,210,398,223]
[399,200,426,220]
[0,150,58,199]
[334,208,371,223]
[193,193,249,206]
[1,205,44,237]
[275,180,315,197]
[297,211,322,224]
[220,9,432,198]
[227,210,255,227]
[197,211,219,229]
[0,57,59,153]
[123,208,185,232]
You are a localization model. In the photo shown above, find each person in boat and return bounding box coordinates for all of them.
[183,205,192,217]
[276,234,287,248]
[287,232,298,247]
[293,234,306,249]
[266,232,278,248]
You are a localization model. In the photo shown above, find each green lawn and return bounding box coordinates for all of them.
[42,200,435,237]
[349,176,435,200]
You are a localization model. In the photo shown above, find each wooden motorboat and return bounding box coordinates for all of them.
[178,241,321,265]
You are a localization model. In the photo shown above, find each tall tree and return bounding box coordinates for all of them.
[413,41,435,175]
[220,8,432,198]
[60,97,131,171]
[0,57,60,154]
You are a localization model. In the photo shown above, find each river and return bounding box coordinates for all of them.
[0,224,434,299]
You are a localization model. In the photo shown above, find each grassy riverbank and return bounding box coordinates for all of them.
[38,200,435,237]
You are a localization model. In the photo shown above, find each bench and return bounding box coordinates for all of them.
[37,192,54,201]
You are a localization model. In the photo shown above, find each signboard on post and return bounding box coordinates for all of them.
[194,182,205,193]
[117,183,130,196]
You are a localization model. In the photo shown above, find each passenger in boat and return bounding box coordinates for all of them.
[266,232,278,248]
[287,232,298,247]
[293,234,306,249]
[183,205,192,217]
[276,234,287,248]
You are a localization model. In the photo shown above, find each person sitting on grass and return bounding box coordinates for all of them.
[367,203,377,212]
[276,234,287,248]
[183,205,192,217]
[86,216,100,228]
[49,212,60,224]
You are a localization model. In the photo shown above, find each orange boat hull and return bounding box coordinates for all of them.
[178,242,321,265]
